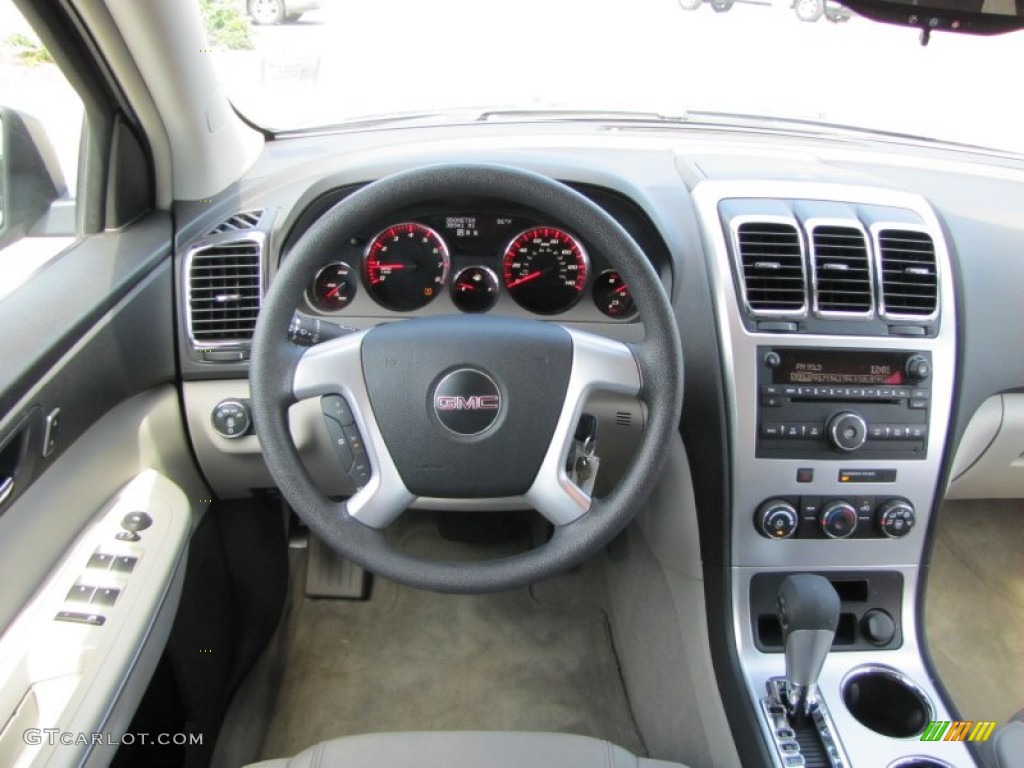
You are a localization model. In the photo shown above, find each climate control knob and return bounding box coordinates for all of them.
[820,500,859,539]
[876,498,916,539]
[827,411,868,452]
[756,499,799,540]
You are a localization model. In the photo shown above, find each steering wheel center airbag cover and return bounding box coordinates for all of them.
[362,315,572,498]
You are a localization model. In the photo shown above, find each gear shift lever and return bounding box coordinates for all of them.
[778,574,840,721]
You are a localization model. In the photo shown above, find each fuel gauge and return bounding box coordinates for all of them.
[593,270,636,318]
[451,266,499,313]
[309,261,357,312]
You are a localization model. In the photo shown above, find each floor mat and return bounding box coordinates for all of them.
[926,499,1024,724]
[259,524,644,760]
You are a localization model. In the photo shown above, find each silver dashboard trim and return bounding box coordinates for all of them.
[692,180,956,569]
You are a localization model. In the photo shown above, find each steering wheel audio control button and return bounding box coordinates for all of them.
[321,395,355,426]
[349,456,372,488]
[322,414,354,471]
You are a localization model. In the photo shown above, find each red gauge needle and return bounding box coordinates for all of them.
[506,270,544,289]
[326,286,340,298]
[372,263,406,270]
[458,283,476,292]
[614,284,629,294]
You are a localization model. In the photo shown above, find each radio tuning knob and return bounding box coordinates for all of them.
[905,355,931,382]
[827,411,867,452]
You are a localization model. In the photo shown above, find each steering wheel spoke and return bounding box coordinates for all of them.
[293,331,415,529]
[527,329,641,526]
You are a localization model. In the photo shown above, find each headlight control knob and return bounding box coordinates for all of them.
[820,500,859,539]
[827,411,867,452]
[876,498,916,539]
[756,499,799,540]
[212,399,251,439]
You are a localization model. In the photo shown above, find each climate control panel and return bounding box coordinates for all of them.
[755,496,916,540]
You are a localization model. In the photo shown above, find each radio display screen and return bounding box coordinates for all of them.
[774,350,907,386]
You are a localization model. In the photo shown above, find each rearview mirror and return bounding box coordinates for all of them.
[0,107,66,250]
[840,0,1024,40]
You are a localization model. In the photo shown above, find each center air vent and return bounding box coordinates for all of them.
[811,226,872,315]
[206,210,264,237]
[186,240,262,346]
[878,229,938,318]
[736,221,806,314]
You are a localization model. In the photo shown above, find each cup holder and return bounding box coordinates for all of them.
[888,759,954,768]
[842,665,933,738]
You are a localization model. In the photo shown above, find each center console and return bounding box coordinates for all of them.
[692,182,971,768]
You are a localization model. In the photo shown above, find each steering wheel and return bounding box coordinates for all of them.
[250,164,683,593]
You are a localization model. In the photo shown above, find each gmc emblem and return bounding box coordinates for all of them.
[432,369,503,435]
[434,395,501,411]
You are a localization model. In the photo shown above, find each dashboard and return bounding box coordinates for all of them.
[170,119,1024,768]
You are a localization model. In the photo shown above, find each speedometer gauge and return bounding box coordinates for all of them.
[501,227,588,314]
[364,222,449,311]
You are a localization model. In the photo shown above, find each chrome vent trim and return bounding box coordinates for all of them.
[184,236,264,349]
[206,209,265,237]
[875,227,939,320]
[732,218,807,316]
[809,223,873,317]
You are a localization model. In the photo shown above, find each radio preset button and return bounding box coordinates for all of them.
[761,423,783,438]
[868,424,888,440]
[908,424,927,440]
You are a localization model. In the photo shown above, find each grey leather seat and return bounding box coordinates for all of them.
[248,732,687,768]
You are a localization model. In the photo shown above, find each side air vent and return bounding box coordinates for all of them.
[735,221,806,314]
[811,226,872,316]
[877,229,938,318]
[206,210,264,237]
[186,240,262,346]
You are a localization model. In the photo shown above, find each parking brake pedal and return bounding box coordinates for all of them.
[305,534,367,599]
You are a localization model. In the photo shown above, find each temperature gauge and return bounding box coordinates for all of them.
[451,266,499,313]
[309,262,357,312]
[592,270,635,318]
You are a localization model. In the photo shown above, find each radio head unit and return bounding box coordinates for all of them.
[757,347,932,460]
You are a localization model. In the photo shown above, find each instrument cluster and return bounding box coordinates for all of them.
[302,210,636,319]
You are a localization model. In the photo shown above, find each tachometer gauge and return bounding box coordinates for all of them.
[592,270,636,318]
[364,222,449,311]
[451,266,499,313]
[501,227,588,314]
[308,261,357,312]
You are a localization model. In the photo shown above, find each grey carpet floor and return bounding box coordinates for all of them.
[259,524,644,760]
[925,499,1024,724]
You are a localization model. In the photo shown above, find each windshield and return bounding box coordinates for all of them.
[206,0,1024,153]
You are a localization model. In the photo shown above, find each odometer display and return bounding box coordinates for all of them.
[364,222,449,311]
[502,227,588,314]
